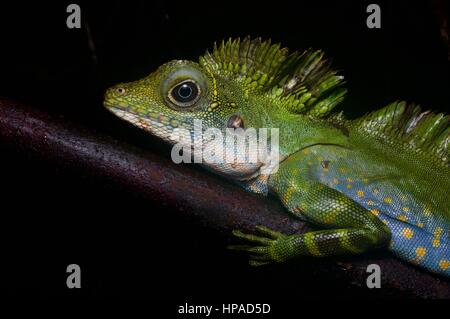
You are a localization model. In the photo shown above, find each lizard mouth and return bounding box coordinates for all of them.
[103,98,131,111]
[107,107,167,133]
[104,105,180,145]
[103,100,116,109]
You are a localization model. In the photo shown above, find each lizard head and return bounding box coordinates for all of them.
[104,38,347,180]
[104,59,243,144]
[104,59,264,180]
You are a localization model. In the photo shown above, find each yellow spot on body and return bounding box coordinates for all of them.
[402,206,410,212]
[347,177,353,183]
[370,209,380,216]
[367,200,375,206]
[433,239,440,248]
[357,190,364,198]
[384,197,393,204]
[332,178,339,184]
[412,246,427,264]
[417,222,424,228]
[339,167,348,173]
[402,228,414,239]
[347,184,353,189]
[302,148,310,155]
[210,102,219,109]
[439,260,450,270]
[363,178,369,184]
[424,207,432,217]
[416,247,426,258]
[373,189,380,195]
[434,228,443,237]
[398,215,408,222]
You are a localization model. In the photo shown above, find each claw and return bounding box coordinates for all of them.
[249,260,270,267]
[230,226,288,266]
[227,245,268,254]
[249,253,272,261]
[227,244,254,251]
[231,230,272,245]
[255,225,283,239]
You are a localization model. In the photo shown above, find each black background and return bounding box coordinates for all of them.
[1,0,449,301]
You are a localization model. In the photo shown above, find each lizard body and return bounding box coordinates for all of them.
[104,38,450,277]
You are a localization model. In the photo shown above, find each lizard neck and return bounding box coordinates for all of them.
[252,107,351,158]
[238,93,350,158]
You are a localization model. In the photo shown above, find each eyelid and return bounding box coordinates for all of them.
[171,79,197,87]
[161,65,208,110]
[163,65,207,90]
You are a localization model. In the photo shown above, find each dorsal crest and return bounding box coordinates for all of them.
[199,37,347,118]
[351,101,450,165]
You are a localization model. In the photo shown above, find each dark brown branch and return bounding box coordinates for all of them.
[0,97,448,298]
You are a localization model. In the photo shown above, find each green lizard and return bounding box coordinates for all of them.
[104,37,450,277]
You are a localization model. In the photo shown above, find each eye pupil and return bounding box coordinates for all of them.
[178,84,192,98]
[170,80,199,106]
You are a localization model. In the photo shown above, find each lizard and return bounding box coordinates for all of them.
[103,37,450,277]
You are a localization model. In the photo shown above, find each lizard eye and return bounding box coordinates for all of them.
[116,87,126,95]
[168,80,200,107]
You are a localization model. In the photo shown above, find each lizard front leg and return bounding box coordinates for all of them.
[229,159,392,266]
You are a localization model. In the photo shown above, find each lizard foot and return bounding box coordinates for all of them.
[228,226,291,266]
